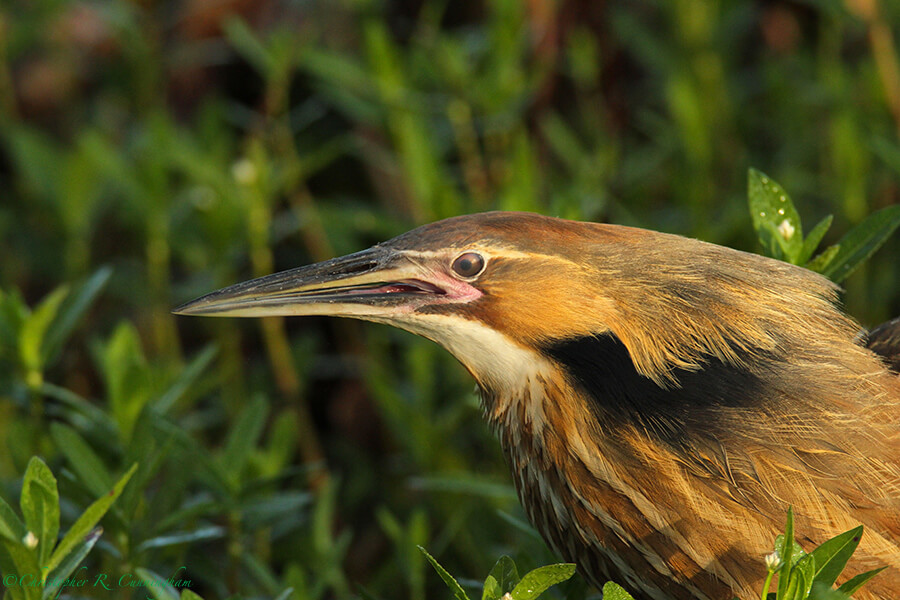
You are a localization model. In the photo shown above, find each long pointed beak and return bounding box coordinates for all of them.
[173,246,446,319]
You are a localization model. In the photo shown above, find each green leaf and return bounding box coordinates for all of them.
[601,581,636,600]
[870,136,900,176]
[816,205,900,282]
[133,567,180,600]
[0,542,28,600]
[96,322,151,440]
[0,493,25,543]
[154,345,217,414]
[486,555,519,596]
[134,525,225,553]
[809,582,852,600]
[791,553,816,599]
[836,566,886,595]
[219,394,268,487]
[482,575,502,600]
[782,568,803,600]
[798,215,834,266]
[149,417,231,497]
[41,266,112,367]
[1,537,42,600]
[242,491,312,528]
[256,409,300,478]
[222,17,274,76]
[3,123,63,198]
[0,289,26,355]
[20,457,60,568]
[41,527,101,600]
[49,422,114,498]
[748,169,804,263]
[809,526,864,589]
[805,245,841,273]
[19,287,68,379]
[46,463,137,573]
[417,546,471,600]
[41,383,118,432]
[271,589,293,600]
[510,563,576,600]
[776,508,796,599]
[540,113,589,173]
[180,591,205,600]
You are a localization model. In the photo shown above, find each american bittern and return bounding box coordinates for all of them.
[175,212,900,600]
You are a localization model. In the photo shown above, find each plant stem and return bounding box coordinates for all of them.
[760,569,775,600]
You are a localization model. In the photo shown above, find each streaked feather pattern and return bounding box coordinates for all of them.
[398,213,900,599]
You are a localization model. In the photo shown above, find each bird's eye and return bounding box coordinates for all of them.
[451,252,485,279]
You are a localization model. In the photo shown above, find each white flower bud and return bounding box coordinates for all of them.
[23,531,38,549]
[778,219,795,241]
[232,159,257,185]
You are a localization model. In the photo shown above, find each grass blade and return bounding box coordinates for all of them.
[798,215,833,266]
[41,527,102,600]
[836,567,887,595]
[133,567,181,600]
[154,344,217,414]
[45,463,137,573]
[817,205,900,282]
[777,508,795,599]
[49,422,113,498]
[42,266,112,366]
[219,394,268,488]
[418,545,470,600]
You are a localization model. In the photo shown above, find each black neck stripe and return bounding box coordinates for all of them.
[540,333,770,444]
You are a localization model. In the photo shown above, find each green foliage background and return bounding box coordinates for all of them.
[1,1,899,598]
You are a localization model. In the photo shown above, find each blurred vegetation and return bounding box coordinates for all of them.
[1,0,899,598]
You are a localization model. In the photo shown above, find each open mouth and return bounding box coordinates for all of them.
[312,279,446,298]
[173,276,447,316]
[246,278,446,304]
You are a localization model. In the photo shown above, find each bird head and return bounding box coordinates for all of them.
[174,211,862,397]
[175,212,601,389]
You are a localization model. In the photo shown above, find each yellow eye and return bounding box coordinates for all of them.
[451,252,485,279]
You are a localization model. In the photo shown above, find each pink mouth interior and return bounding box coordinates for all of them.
[353,280,445,295]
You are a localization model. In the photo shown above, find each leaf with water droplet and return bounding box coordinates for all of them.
[509,564,575,600]
[601,582,636,600]
[485,555,519,598]
[748,169,804,263]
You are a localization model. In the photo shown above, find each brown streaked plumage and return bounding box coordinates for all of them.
[175,211,900,600]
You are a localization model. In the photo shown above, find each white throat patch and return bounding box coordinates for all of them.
[391,313,550,393]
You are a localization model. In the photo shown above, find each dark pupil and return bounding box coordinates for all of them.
[453,253,483,277]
